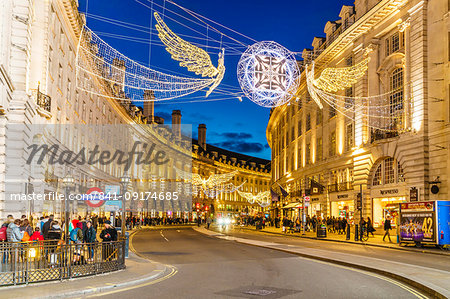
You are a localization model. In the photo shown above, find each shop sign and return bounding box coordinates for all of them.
[401,201,434,212]
[371,186,407,198]
[311,197,320,202]
[400,202,436,243]
[410,187,418,202]
[330,191,355,202]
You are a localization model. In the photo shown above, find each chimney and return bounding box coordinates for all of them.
[143,90,155,123]
[172,110,181,138]
[198,124,206,150]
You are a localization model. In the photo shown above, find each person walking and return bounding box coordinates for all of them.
[206,217,212,229]
[383,216,392,242]
[367,217,375,237]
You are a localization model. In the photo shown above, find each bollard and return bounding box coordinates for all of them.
[125,232,130,258]
[346,224,351,240]
[354,224,359,241]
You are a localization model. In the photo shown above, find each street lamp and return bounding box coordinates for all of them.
[63,173,74,244]
[120,172,131,237]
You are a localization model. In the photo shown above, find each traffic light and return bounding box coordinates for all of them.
[196,203,200,209]
[205,205,209,211]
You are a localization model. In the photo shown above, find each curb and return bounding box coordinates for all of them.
[238,227,450,257]
[195,227,447,299]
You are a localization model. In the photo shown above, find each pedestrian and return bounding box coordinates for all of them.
[84,221,97,262]
[206,217,212,229]
[367,217,375,237]
[42,214,54,239]
[30,227,44,241]
[383,216,392,242]
[7,219,24,242]
[100,220,117,261]
[20,219,33,241]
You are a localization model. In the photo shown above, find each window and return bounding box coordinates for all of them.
[384,158,395,184]
[306,92,311,103]
[316,137,322,162]
[316,108,322,125]
[291,125,295,142]
[329,103,336,119]
[389,68,404,130]
[346,56,353,66]
[346,123,354,151]
[297,98,302,110]
[329,131,336,157]
[373,164,382,186]
[306,113,311,131]
[306,143,311,165]
[385,31,405,56]
[297,145,302,168]
[58,63,63,88]
[298,119,302,137]
[345,87,354,109]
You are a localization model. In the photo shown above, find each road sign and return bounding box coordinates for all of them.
[85,187,105,208]
[105,200,122,211]
[105,185,120,195]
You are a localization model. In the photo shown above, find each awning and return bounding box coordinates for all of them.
[282,202,302,209]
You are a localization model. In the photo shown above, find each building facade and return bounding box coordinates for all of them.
[267,0,450,228]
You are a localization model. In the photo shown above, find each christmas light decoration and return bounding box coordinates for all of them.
[154,12,225,97]
[237,41,300,108]
[76,24,224,102]
[237,190,271,208]
[175,168,241,198]
[312,57,370,93]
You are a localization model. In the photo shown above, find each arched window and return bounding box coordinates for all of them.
[372,157,405,186]
[389,68,404,130]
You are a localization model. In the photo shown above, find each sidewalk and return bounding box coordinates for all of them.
[195,226,450,299]
[236,225,450,256]
[0,231,170,298]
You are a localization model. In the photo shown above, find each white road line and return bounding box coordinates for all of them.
[160,230,169,242]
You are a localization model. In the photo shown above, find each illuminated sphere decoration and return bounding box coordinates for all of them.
[237,41,300,108]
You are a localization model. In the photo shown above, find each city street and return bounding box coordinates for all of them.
[91,227,431,298]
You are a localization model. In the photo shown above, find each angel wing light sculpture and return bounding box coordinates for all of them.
[237,190,271,208]
[175,168,242,198]
[154,12,225,97]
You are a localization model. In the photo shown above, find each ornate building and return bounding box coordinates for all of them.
[0,0,270,220]
[267,0,450,228]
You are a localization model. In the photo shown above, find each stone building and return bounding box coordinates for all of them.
[267,0,450,228]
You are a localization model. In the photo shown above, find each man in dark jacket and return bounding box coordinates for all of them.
[84,221,97,262]
[100,220,117,261]
[42,215,54,239]
[383,216,392,242]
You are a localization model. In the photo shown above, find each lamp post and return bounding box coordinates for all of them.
[120,172,131,237]
[63,173,74,244]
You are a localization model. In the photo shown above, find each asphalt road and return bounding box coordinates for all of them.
[218,226,450,272]
[91,227,429,299]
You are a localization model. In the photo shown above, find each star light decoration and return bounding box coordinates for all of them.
[237,41,301,108]
[175,168,243,198]
[237,190,271,208]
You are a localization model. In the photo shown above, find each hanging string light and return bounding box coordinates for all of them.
[237,190,271,208]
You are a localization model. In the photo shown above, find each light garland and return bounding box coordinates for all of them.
[154,12,225,97]
[237,190,271,208]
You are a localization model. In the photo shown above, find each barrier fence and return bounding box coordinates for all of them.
[0,239,125,286]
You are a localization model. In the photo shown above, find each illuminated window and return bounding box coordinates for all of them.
[329,102,336,119]
[389,68,404,130]
[397,161,405,182]
[345,87,354,109]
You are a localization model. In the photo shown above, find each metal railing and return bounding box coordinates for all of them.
[0,239,125,286]
[370,128,399,143]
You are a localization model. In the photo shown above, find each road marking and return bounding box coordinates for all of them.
[160,230,169,242]
[301,257,428,299]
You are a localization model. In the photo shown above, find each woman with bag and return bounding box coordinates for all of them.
[367,217,376,237]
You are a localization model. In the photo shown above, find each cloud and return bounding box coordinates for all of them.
[213,141,265,153]
[221,132,252,139]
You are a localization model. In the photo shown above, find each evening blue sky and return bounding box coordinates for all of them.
[78,0,354,159]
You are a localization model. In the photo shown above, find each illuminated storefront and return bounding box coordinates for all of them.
[371,187,407,228]
[329,191,356,224]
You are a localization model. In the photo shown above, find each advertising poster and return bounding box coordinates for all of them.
[400,202,435,243]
